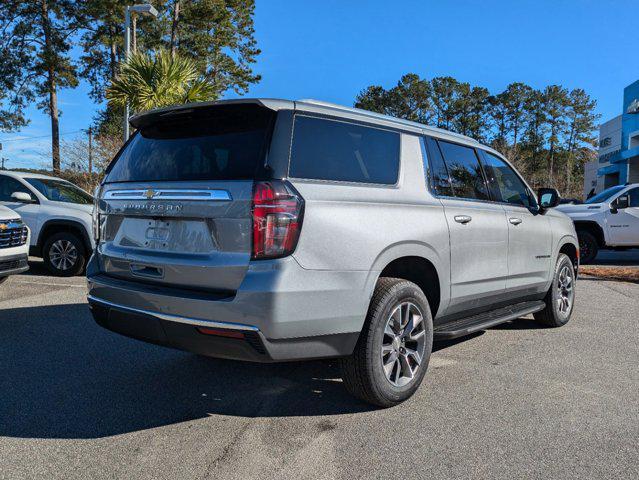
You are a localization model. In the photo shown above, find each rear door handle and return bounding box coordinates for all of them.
[454,215,472,224]
[509,217,523,225]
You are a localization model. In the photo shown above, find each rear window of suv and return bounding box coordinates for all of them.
[289,115,400,184]
[104,105,275,183]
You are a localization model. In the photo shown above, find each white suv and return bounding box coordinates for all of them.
[0,205,29,283]
[0,171,94,276]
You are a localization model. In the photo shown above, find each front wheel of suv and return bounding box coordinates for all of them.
[43,232,86,277]
[340,278,433,407]
[534,253,576,328]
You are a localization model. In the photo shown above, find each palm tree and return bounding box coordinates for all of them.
[106,49,217,113]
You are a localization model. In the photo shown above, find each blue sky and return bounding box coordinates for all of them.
[1,0,636,169]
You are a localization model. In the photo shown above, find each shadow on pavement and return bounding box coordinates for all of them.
[1,302,504,439]
[489,318,543,330]
[24,258,53,277]
[1,303,376,439]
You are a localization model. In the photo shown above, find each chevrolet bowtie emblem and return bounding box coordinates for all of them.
[0,224,6,231]
[145,189,157,199]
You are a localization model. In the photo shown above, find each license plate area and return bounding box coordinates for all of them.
[112,217,214,253]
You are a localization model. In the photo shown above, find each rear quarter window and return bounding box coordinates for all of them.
[289,115,400,184]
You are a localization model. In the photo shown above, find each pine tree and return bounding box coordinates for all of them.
[0,3,32,132]
[2,0,82,173]
[564,89,599,192]
[543,85,569,186]
[79,0,127,103]
[431,77,460,130]
[146,0,261,97]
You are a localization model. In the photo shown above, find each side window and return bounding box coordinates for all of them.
[480,152,532,208]
[0,176,32,202]
[437,140,490,201]
[628,188,639,207]
[289,115,400,184]
[423,136,454,197]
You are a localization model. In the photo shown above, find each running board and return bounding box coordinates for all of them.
[433,300,546,340]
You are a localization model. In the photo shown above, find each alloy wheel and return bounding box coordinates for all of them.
[381,301,426,387]
[49,239,78,272]
[556,264,574,315]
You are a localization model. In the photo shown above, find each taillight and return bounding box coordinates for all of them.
[251,181,304,259]
[92,186,101,244]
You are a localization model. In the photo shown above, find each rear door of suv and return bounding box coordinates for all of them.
[95,103,280,293]
[424,137,508,316]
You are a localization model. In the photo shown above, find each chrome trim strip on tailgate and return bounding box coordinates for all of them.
[103,189,232,201]
[87,294,259,331]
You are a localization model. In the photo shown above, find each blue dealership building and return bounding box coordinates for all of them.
[585,80,639,196]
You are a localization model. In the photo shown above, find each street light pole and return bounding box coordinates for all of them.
[122,4,159,143]
[123,6,131,142]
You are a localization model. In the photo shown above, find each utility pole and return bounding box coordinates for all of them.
[87,127,93,174]
[0,158,7,170]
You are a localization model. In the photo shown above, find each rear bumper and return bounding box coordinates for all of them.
[86,255,369,362]
[0,253,29,277]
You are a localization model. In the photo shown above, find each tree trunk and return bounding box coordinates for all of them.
[170,0,181,57]
[40,0,60,173]
[548,144,554,186]
[49,71,60,174]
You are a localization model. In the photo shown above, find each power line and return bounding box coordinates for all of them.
[0,130,84,143]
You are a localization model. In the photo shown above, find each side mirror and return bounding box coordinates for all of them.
[538,188,560,210]
[615,194,629,210]
[11,191,35,203]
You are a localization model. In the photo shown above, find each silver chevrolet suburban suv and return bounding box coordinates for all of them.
[88,99,579,407]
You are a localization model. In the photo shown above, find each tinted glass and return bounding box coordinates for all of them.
[105,105,274,183]
[424,137,453,196]
[437,140,489,200]
[628,188,639,207]
[480,152,531,207]
[0,176,33,202]
[289,116,400,184]
[25,178,92,205]
[584,185,625,204]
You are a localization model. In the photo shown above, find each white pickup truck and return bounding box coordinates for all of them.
[556,183,639,263]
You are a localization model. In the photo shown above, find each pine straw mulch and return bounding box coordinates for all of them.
[579,266,639,284]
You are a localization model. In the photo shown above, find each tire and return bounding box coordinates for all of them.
[339,278,433,407]
[577,230,598,264]
[534,253,575,327]
[43,232,86,277]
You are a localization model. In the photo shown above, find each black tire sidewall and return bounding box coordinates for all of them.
[366,282,433,404]
[577,231,598,264]
[549,254,575,326]
[43,232,86,277]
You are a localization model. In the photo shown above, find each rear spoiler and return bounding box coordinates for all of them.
[128,98,293,129]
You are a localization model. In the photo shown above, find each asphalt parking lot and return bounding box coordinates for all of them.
[591,249,639,268]
[1,261,638,480]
